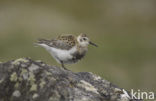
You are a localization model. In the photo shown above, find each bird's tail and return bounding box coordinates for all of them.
[34,39,50,47]
[37,39,49,44]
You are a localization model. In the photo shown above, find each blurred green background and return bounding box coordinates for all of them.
[0,0,156,92]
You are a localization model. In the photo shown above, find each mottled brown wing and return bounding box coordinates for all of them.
[37,35,77,50]
[55,35,77,49]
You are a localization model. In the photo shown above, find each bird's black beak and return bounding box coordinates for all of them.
[89,41,98,47]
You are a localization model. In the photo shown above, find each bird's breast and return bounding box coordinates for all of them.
[72,50,87,62]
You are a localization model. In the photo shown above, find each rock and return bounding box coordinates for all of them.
[0,58,142,101]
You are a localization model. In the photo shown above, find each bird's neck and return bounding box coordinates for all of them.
[77,44,88,54]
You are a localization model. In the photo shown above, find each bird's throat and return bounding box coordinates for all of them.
[77,45,88,55]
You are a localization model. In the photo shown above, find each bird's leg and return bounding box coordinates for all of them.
[60,61,68,70]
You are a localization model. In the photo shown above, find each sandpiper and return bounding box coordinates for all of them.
[36,33,98,70]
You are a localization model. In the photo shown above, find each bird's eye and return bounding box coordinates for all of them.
[83,38,87,41]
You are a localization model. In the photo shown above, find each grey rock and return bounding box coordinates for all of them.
[0,58,142,101]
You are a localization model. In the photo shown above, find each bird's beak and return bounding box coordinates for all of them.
[89,41,98,47]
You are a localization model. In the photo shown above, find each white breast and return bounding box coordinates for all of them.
[38,44,77,64]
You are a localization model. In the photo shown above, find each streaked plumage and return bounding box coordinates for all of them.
[36,33,97,70]
[37,35,76,50]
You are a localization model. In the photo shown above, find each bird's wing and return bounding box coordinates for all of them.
[37,35,77,50]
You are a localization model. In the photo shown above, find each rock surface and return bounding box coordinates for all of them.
[0,58,142,101]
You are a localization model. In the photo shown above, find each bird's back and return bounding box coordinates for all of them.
[37,34,77,50]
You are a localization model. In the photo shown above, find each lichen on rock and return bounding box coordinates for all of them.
[10,72,18,82]
[12,90,21,97]
[0,58,142,101]
[39,79,46,89]
[12,58,29,65]
[30,84,37,92]
[32,93,39,99]
[0,78,4,84]
[77,80,99,94]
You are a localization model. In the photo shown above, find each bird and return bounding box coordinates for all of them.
[36,33,98,70]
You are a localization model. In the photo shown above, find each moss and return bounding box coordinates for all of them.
[39,79,46,89]
[12,58,28,65]
[30,84,37,92]
[10,72,18,82]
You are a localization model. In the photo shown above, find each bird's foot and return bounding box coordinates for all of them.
[61,62,69,71]
[62,66,69,70]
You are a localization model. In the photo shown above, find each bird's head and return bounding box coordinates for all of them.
[77,33,98,47]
